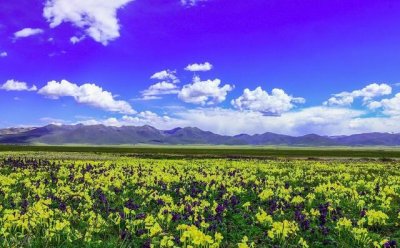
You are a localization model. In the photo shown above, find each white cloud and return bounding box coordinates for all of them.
[70,36,85,44]
[173,107,363,136]
[231,87,305,115]
[0,80,37,91]
[80,111,186,130]
[181,0,208,7]
[150,70,179,84]
[185,62,213,72]
[136,95,162,101]
[121,111,186,128]
[14,28,44,38]
[76,106,400,136]
[140,81,179,100]
[178,76,234,105]
[174,107,400,136]
[43,0,134,45]
[40,117,66,126]
[368,93,400,116]
[38,80,135,114]
[324,83,392,106]
[0,52,7,57]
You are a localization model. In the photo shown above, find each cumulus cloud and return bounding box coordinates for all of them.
[231,87,305,115]
[38,80,135,114]
[70,36,85,44]
[181,0,208,7]
[150,70,179,84]
[0,80,37,91]
[324,83,392,106]
[43,0,134,45]
[0,52,7,57]
[14,28,44,38]
[178,76,234,105]
[141,81,180,99]
[185,62,213,72]
[368,93,400,116]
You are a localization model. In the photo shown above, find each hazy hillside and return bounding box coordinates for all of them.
[1,124,400,146]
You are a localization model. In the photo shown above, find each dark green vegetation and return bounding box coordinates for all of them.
[1,145,400,159]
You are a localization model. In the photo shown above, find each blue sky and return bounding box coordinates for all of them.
[1,0,400,135]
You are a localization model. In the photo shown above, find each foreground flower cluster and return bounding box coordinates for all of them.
[0,152,399,247]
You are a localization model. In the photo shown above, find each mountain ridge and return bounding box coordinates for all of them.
[0,124,399,146]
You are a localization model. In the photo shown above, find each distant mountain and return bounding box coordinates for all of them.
[0,127,36,135]
[0,124,400,146]
[332,132,400,146]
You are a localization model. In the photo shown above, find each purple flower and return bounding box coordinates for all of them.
[125,199,139,210]
[135,213,146,219]
[120,230,130,240]
[136,229,146,236]
[59,202,67,212]
[216,204,225,214]
[384,240,397,248]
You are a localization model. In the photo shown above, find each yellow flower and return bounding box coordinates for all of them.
[160,236,175,247]
[237,236,253,248]
[365,210,389,226]
[298,237,309,248]
[149,223,162,237]
[336,217,352,231]
[255,208,273,226]
[291,195,305,205]
[258,189,274,201]
[268,220,298,241]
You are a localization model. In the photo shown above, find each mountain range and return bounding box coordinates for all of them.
[0,124,399,146]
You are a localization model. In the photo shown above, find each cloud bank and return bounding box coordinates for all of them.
[74,106,400,137]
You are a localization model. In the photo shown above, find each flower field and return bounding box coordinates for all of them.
[0,152,399,247]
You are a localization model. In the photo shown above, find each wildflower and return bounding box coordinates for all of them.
[298,237,309,248]
[268,220,299,241]
[237,236,254,248]
[365,210,389,226]
[336,217,352,231]
[149,223,162,237]
[258,189,274,201]
[291,195,305,205]
[160,236,175,247]
[255,208,273,225]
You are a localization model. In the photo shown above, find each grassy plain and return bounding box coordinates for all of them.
[1,145,400,159]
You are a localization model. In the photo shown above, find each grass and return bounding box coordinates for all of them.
[0,144,399,159]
